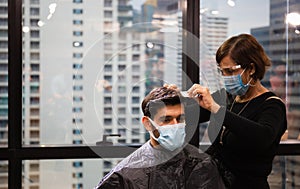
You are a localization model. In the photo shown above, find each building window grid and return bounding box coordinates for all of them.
[72,118,83,124]
[104,64,112,72]
[72,183,83,189]
[73,20,83,25]
[73,53,83,59]
[131,117,140,125]
[73,31,83,36]
[0,18,7,26]
[131,128,140,136]
[71,3,84,187]
[131,139,140,143]
[72,107,83,113]
[73,140,83,144]
[73,96,83,102]
[72,172,83,179]
[73,85,83,91]
[0,29,7,37]
[30,0,39,5]
[73,63,83,69]
[73,0,83,3]
[73,9,83,15]
[104,10,113,18]
[73,74,83,80]
[104,0,112,7]
[29,7,39,16]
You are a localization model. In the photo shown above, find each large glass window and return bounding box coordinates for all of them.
[1,0,300,188]
[20,0,184,148]
[22,159,103,189]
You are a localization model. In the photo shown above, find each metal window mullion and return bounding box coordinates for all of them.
[8,0,23,189]
[182,0,200,147]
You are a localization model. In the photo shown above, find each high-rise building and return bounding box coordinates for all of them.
[145,1,183,90]
[22,0,42,188]
[200,11,228,92]
[0,5,7,142]
[0,0,8,188]
[17,0,148,188]
[0,0,42,187]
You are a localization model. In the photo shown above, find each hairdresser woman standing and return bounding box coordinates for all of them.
[188,34,287,189]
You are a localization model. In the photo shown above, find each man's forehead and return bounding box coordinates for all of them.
[155,104,184,116]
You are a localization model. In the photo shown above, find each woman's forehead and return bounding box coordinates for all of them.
[220,56,236,67]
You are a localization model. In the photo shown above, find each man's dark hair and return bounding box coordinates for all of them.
[141,86,184,119]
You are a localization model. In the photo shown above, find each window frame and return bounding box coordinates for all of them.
[2,0,300,189]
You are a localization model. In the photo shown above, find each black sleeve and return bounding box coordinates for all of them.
[223,98,287,149]
[206,89,229,142]
[207,106,226,143]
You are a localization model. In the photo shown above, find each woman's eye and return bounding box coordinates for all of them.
[227,69,234,74]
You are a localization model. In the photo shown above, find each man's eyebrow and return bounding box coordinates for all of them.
[157,115,168,120]
[158,114,185,120]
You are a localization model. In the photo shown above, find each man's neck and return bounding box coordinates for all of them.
[150,137,160,148]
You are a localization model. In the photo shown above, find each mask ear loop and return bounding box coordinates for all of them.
[147,118,160,141]
[248,78,255,87]
[248,63,257,87]
[241,67,256,87]
[248,72,256,87]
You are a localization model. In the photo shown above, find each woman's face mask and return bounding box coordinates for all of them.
[148,118,186,151]
[222,69,252,96]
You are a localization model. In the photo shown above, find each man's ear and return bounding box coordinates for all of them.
[142,116,153,131]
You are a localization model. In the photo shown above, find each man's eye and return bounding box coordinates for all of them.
[163,118,172,123]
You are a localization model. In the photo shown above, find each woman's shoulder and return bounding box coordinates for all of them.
[258,91,286,111]
[260,91,284,103]
[254,91,280,101]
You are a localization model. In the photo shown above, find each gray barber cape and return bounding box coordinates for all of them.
[95,141,225,189]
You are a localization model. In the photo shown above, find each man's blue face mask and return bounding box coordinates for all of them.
[148,118,186,151]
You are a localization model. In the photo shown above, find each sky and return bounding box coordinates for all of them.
[131,0,270,36]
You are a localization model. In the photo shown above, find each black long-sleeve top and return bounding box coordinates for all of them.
[199,90,287,188]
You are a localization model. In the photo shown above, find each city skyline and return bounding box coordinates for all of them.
[132,0,270,36]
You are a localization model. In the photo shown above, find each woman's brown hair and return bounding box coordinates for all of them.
[216,33,271,80]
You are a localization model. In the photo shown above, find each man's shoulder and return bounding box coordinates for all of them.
[183,144,210,159]
[97,166,149,188]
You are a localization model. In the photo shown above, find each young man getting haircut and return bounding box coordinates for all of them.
[95,86,225,189]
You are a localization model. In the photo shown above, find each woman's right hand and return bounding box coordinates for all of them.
[187,84,221,113]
